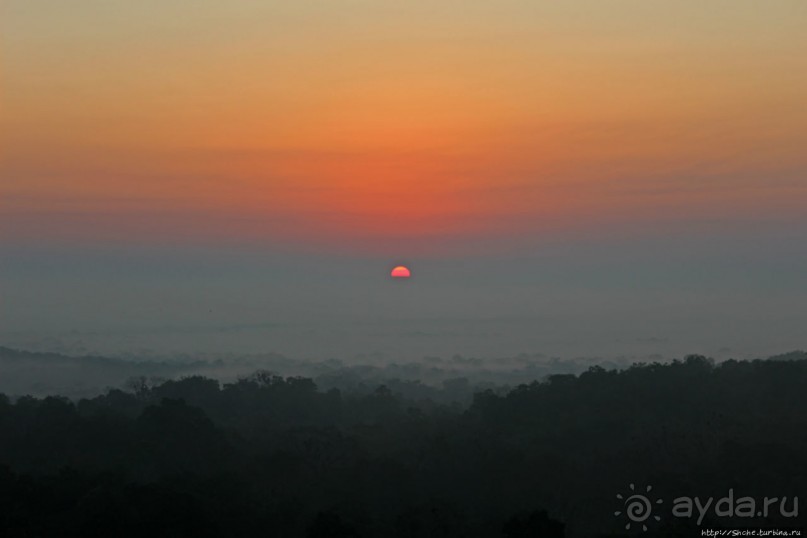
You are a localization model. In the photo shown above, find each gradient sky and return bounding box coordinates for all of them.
[2,1,806,360]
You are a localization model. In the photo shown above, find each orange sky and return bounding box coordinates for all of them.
[3,1,806,253]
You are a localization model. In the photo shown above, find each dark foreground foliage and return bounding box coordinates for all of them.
[1,355,805,537]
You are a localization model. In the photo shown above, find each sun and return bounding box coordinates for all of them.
[390,265,411,278]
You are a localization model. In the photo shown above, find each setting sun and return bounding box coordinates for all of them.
[390,265,412,279]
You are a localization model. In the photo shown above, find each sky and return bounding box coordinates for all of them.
[2,1,806,361]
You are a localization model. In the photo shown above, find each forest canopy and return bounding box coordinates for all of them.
[1,354,805,537]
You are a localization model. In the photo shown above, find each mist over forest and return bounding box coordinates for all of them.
[5,346,805,401]
[2,349,806,537]
[0,345,623,400]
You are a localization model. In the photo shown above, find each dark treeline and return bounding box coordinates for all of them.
[1,355,806,537]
